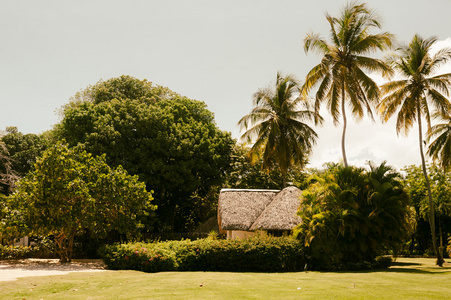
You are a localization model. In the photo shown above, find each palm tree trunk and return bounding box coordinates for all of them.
[417,105,444,266]
[282,173,287,188]
[341,88,348,167]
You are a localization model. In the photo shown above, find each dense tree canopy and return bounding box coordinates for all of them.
[4,143,155,262]
[0,127,49,195]
[55,76,234,231]
[403,165,451,256]
[69,75,177,105]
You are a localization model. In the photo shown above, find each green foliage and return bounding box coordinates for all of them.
[303,3,393,166]
[238,73,320,187]
[100,236,305,273]
[379,35,451,266]
[0,245,40,260]
[428,113,451,170]
[55,76,234,231]
[224,144,308,189]
[403,165,451,256]
[0,127,49,195]
[99,243,177,272]
[3,142,155,262]
[70,75,176,105]
[294,162,410,270]
[0,238,58,260]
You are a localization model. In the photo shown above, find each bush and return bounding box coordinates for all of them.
[100,236,305,273]
[295,163,409,270]
[0,245,41,260]
[99,243,177,272]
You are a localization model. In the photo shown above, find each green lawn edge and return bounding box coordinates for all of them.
[0,257,449,299]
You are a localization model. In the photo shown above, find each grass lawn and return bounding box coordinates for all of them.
[0,257,449,299]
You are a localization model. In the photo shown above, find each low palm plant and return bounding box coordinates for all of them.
[295,162,410,269]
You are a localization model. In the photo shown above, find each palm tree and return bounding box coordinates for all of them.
[378,35,451,266]
[428,112,451,170]
[303,2,393,167]
[238,72,321,187]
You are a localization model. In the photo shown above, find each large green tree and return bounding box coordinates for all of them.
[378,35,451,266]
[238,72,320,187]
[0,127,49,195]
[4,143,155,262]
[295,162,410,270]
[69,75,177,105]
[55,76,234,231]
[303,2,393,167]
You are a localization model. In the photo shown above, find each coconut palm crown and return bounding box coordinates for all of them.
[238,72,322,187]
[428,113,451,170]
[378,34,451,266]
[303,2,393,167]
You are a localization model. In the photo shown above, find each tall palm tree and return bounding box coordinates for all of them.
[428,112,451,170]
[303,2,393,167]
[238,72,322,187]
[378,35,451,266]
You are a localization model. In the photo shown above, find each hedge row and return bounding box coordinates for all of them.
[0,245,58,260]
[100,236,306,273]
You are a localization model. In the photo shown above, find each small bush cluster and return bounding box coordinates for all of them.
[0,237,59,260]
[0,245,42,260]
[99,243,177,272]
[100,236,305,273]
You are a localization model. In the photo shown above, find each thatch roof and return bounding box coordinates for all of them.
[218,187,302,231]
[250,186,302,231]
[218,189,279,231]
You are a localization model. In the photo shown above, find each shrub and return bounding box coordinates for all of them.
[100,236,305,273]
[0,245,40,260]
[295,162,409,270]
[99,243,177,272]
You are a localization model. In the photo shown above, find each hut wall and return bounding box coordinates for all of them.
[227,230,257,239]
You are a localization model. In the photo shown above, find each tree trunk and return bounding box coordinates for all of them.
[55,231,76,263]
[282,171,287,188]
[341,88,348,167]
[439,217,443,258]
[417,105,444,266]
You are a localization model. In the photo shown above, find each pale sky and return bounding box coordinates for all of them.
[2,0,451,170]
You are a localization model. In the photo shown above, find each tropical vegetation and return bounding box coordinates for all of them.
[302,2,393,167]
[378,35,451,266]
[294,162,410,270]
[0,2,451,272]
[3,143,155,262]
[238,72,321,187]
[54,75,234,232]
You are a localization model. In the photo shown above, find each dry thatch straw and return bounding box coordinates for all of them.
[218,189,279,231]
[250,186,302,231]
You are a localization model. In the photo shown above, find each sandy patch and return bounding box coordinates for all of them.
[0,258,106,282]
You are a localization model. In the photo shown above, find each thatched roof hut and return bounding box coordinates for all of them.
[218,189,279,231]
[250,186,302,231]
[218,187,302,233]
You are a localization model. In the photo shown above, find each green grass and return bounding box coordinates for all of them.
[0,258,450,299]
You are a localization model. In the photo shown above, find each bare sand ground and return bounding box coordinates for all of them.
[0,259,106,282]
